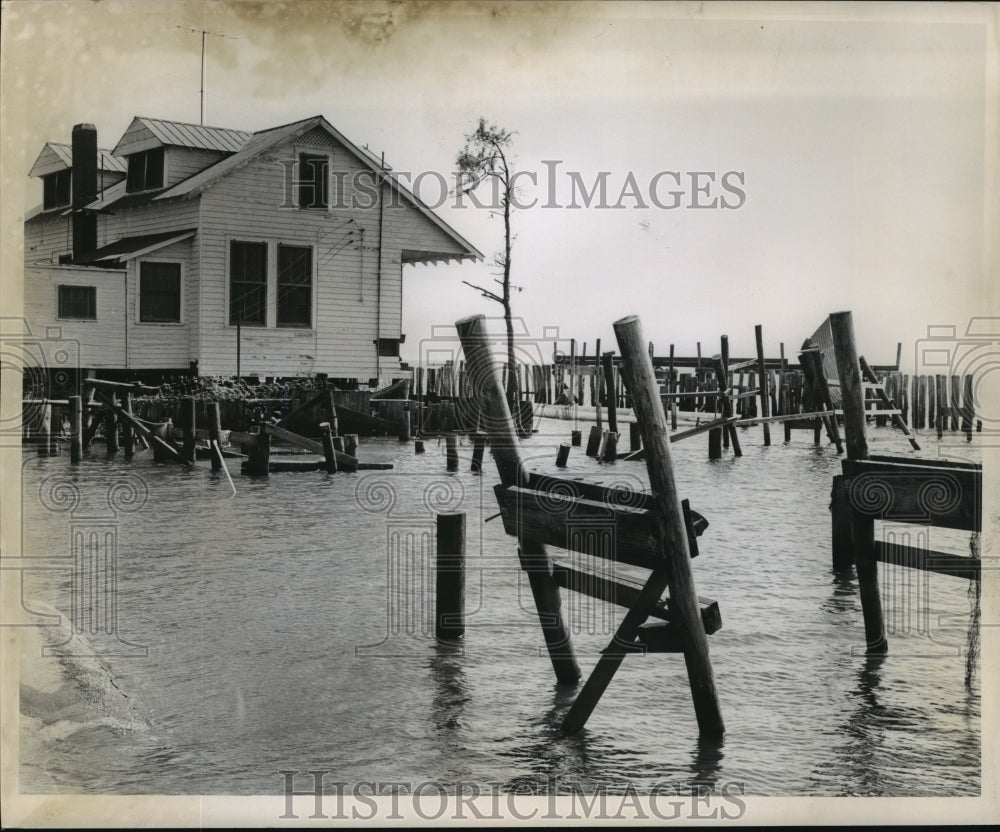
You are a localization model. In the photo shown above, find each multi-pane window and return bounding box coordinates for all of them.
[229,241,267,325]
[58,285,96,319]
[139,262,182,322]
[126,147,165,192]
[298,153,328,209]
[43,169,72,210]
[277,244,312,327]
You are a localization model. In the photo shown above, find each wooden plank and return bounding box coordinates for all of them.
[551,559,722,632]
[841,458,981,531]
[858,355,920,452]
[874,540,981,580]
[263,422,360,471]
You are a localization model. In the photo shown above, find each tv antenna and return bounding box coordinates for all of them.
[176,26,238,125]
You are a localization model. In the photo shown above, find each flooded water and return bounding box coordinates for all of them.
[17,416,981,797]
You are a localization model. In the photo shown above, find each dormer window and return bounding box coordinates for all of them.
[298,153,328,209]
[43,169,72,210]
[126,147,165,192]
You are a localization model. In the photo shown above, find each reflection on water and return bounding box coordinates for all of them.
[690,735,725,791]
[429,640,470,732]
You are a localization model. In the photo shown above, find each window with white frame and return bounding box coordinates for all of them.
[229,240,267,326]
[277,244,312,327]
[139,261,182,322]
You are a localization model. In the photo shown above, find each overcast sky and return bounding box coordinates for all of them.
[2,1,996,373]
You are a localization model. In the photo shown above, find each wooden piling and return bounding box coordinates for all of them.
[830,474,854,571]
[858,356,920,451]
[571,429,582,447]
[436,513,466,640]
[332,435,345,455]
[950,375,960,431]
[446,434,459,472]
[414,439,425,454]
[319,422,338,473]
[344,434,358,458]
[555,443,570,468]
[104,401,119,455]
[800,348,844,453]
[69,395,83,464]
[471,432,486,473]
[712,355,742,457]
[754,325,771,445]
[708,426,722,459]
[935,374,946,438]
[829,311,886,654]
[629,421,641,451]
[245,425,271,476]
[35,403,52,456]
[207,401,223,472]
[399,406,411,442]
[567,313,725,737]
[720,336,731,450]
[962,374,974,440]
[181,396,196,463]
[602,352,617,435]
[585,425,602,457]
[121,393,134,458]
[602,430,618,463]
[456,314,580,684]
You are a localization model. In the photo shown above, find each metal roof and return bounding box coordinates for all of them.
[114,117,251,155]
[74,229,197,266]
[28,142,127,177]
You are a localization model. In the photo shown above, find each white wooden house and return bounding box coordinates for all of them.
[23,115,481,383]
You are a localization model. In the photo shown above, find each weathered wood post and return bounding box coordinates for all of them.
[571,429,582,447]
[555,443,570,468]
[800,348,844,453]
[436,513,466,640]
[414,439,425,454]
[629,421,641,452]
[564,314,725,737]
[830,310,886,654]
[332,435,345,455]
[950,375,961,431]
[471,432,486,473]
[245,424,271,476]
[456,314,580,684]
[399,404,411,442]
[585,425,602,457]
[69,395,83,464]
[104,399,119,455]
[35,403,52,456]
[720,336,731,449]
[344,434,359,458]
[319,422,338,473]
[602,352,617,436]
[712,355,742,457]
[601,429,618,463]
[755,325,771,445]
[181,396,196,463]
[151,421,171,463]
[859,356,920,451]
[324,389,339,437]
[708,426,723,460]
[207,401,223,472]
[121,393,134,458]
[962,374,974,441]
[830,474,854,570]
[935,374,946,438]
[445,434,459,472]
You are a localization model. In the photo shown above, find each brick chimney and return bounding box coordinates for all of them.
[71,123,98,261]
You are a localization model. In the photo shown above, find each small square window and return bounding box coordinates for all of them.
[298,153,328,209]
[58,285,96,319]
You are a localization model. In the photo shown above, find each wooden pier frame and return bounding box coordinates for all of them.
[560,315,724,736]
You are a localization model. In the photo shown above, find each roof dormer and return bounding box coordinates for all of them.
[28,141,126,210]
[114,116,251,192]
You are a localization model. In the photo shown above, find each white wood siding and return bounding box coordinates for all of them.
[194,134,464,378]
[23,264,127,368]
[128,239,194,369]
[165,148,227,187]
